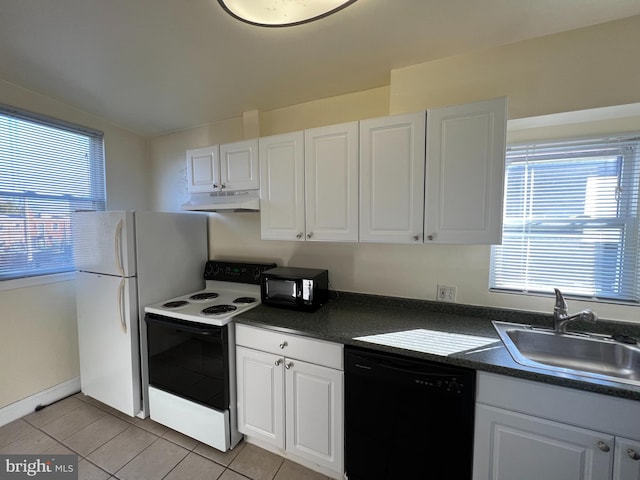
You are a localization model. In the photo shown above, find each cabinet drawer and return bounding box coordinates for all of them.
[236,324,343,370]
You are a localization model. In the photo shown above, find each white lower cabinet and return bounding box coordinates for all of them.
[235,324,344,479]
[474,404,613,480]
[474,372,640,480]
[615,437,640,480]
[285,357,343,468]
[236,346,285,448]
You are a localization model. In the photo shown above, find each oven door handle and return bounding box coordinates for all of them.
[144,314,220,336]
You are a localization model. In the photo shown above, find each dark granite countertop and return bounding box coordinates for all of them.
[235,291,640,401]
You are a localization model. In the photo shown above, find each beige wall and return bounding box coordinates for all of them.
[0,281,78,407]
[0,79,148,409]
[389,15,640,119]
[260,86,390,136]
[149,16,640,324]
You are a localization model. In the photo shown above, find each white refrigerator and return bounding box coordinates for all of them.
[72,211,208,417]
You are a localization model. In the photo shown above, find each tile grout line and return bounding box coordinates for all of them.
[10,397,293,480]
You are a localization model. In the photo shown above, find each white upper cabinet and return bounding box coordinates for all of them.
[219,138,259,191]
[187,139,259,194]
[304,122,359,242]
[259,131,306,241]
[424,97,507,244]
[186,145,220,193]
[359,112,426,243]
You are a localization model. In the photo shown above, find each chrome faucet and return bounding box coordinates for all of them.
[553,288,598,333]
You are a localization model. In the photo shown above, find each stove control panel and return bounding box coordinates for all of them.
[204,261,277,284]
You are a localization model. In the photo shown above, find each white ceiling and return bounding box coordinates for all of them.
[1,0,640,137]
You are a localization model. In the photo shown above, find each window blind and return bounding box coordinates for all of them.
[490,135,640,303]
[0,104,106,280]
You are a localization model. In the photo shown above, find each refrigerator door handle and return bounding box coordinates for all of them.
[114,219,125,276]
[117,278,127,334]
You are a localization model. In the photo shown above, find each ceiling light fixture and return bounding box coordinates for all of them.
[218,0,358,27]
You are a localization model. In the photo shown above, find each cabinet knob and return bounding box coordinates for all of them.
[597,441,611,453]
[412,235,419,241]
[285,361,293,369]
[307,232,313,239]
[628,449,640,461]
[427,234,434,241]
[296,233,303,239]
[279,341,288,349]
[274,359,282,366]
[220,184,226,189]
[213,183,219,188]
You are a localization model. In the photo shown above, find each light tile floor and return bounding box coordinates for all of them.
[0,394,331,480]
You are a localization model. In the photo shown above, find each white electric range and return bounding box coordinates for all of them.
[143,260,276,452]
[145,280,266,326]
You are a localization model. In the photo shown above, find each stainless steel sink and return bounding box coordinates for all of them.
[492,321,640,386]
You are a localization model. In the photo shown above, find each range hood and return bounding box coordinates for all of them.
[181,190,260,212]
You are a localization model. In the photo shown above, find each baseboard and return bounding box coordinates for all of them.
[0,377,81,427]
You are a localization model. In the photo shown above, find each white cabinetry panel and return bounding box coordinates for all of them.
[259,132,305,240]
[475,372,640,480]
[425,97,507,244]
[614,437,640,480]
[285,358,343,471]
[359,112,425,243]
[236,325,344,477]
[474,403,613,480]
[305,122,358,242]
[236,346,285,448]
[219,138,259,191]
[186,145,220,193]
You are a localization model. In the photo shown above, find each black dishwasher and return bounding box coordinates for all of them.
[344,345,476,480]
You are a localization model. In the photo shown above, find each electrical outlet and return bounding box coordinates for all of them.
[437,285,457,302]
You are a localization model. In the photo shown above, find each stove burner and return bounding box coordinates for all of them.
[162,300,190,309]
[233,297,257,304]
[201,305,237,316]
[190,292,219,301]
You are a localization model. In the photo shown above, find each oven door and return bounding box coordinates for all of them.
[145,313,229,411]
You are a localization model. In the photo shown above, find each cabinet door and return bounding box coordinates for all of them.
[473,404,614,480]
[259,132,305,241]
[236,346,285,449]
[186,145,220,193]
[305,122,358,242]
[219,139,259,191]
[359,112,425,243]
[285,358,344,475]
[424,97,507,244]
[614,437,640,480]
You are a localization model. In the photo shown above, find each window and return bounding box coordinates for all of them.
[0,104,105,281]
[490,135,640,303]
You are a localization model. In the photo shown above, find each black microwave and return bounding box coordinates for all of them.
[261,267,329,311]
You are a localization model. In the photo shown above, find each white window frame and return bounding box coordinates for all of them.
[0,104,106,284]
[490,134,640,304]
